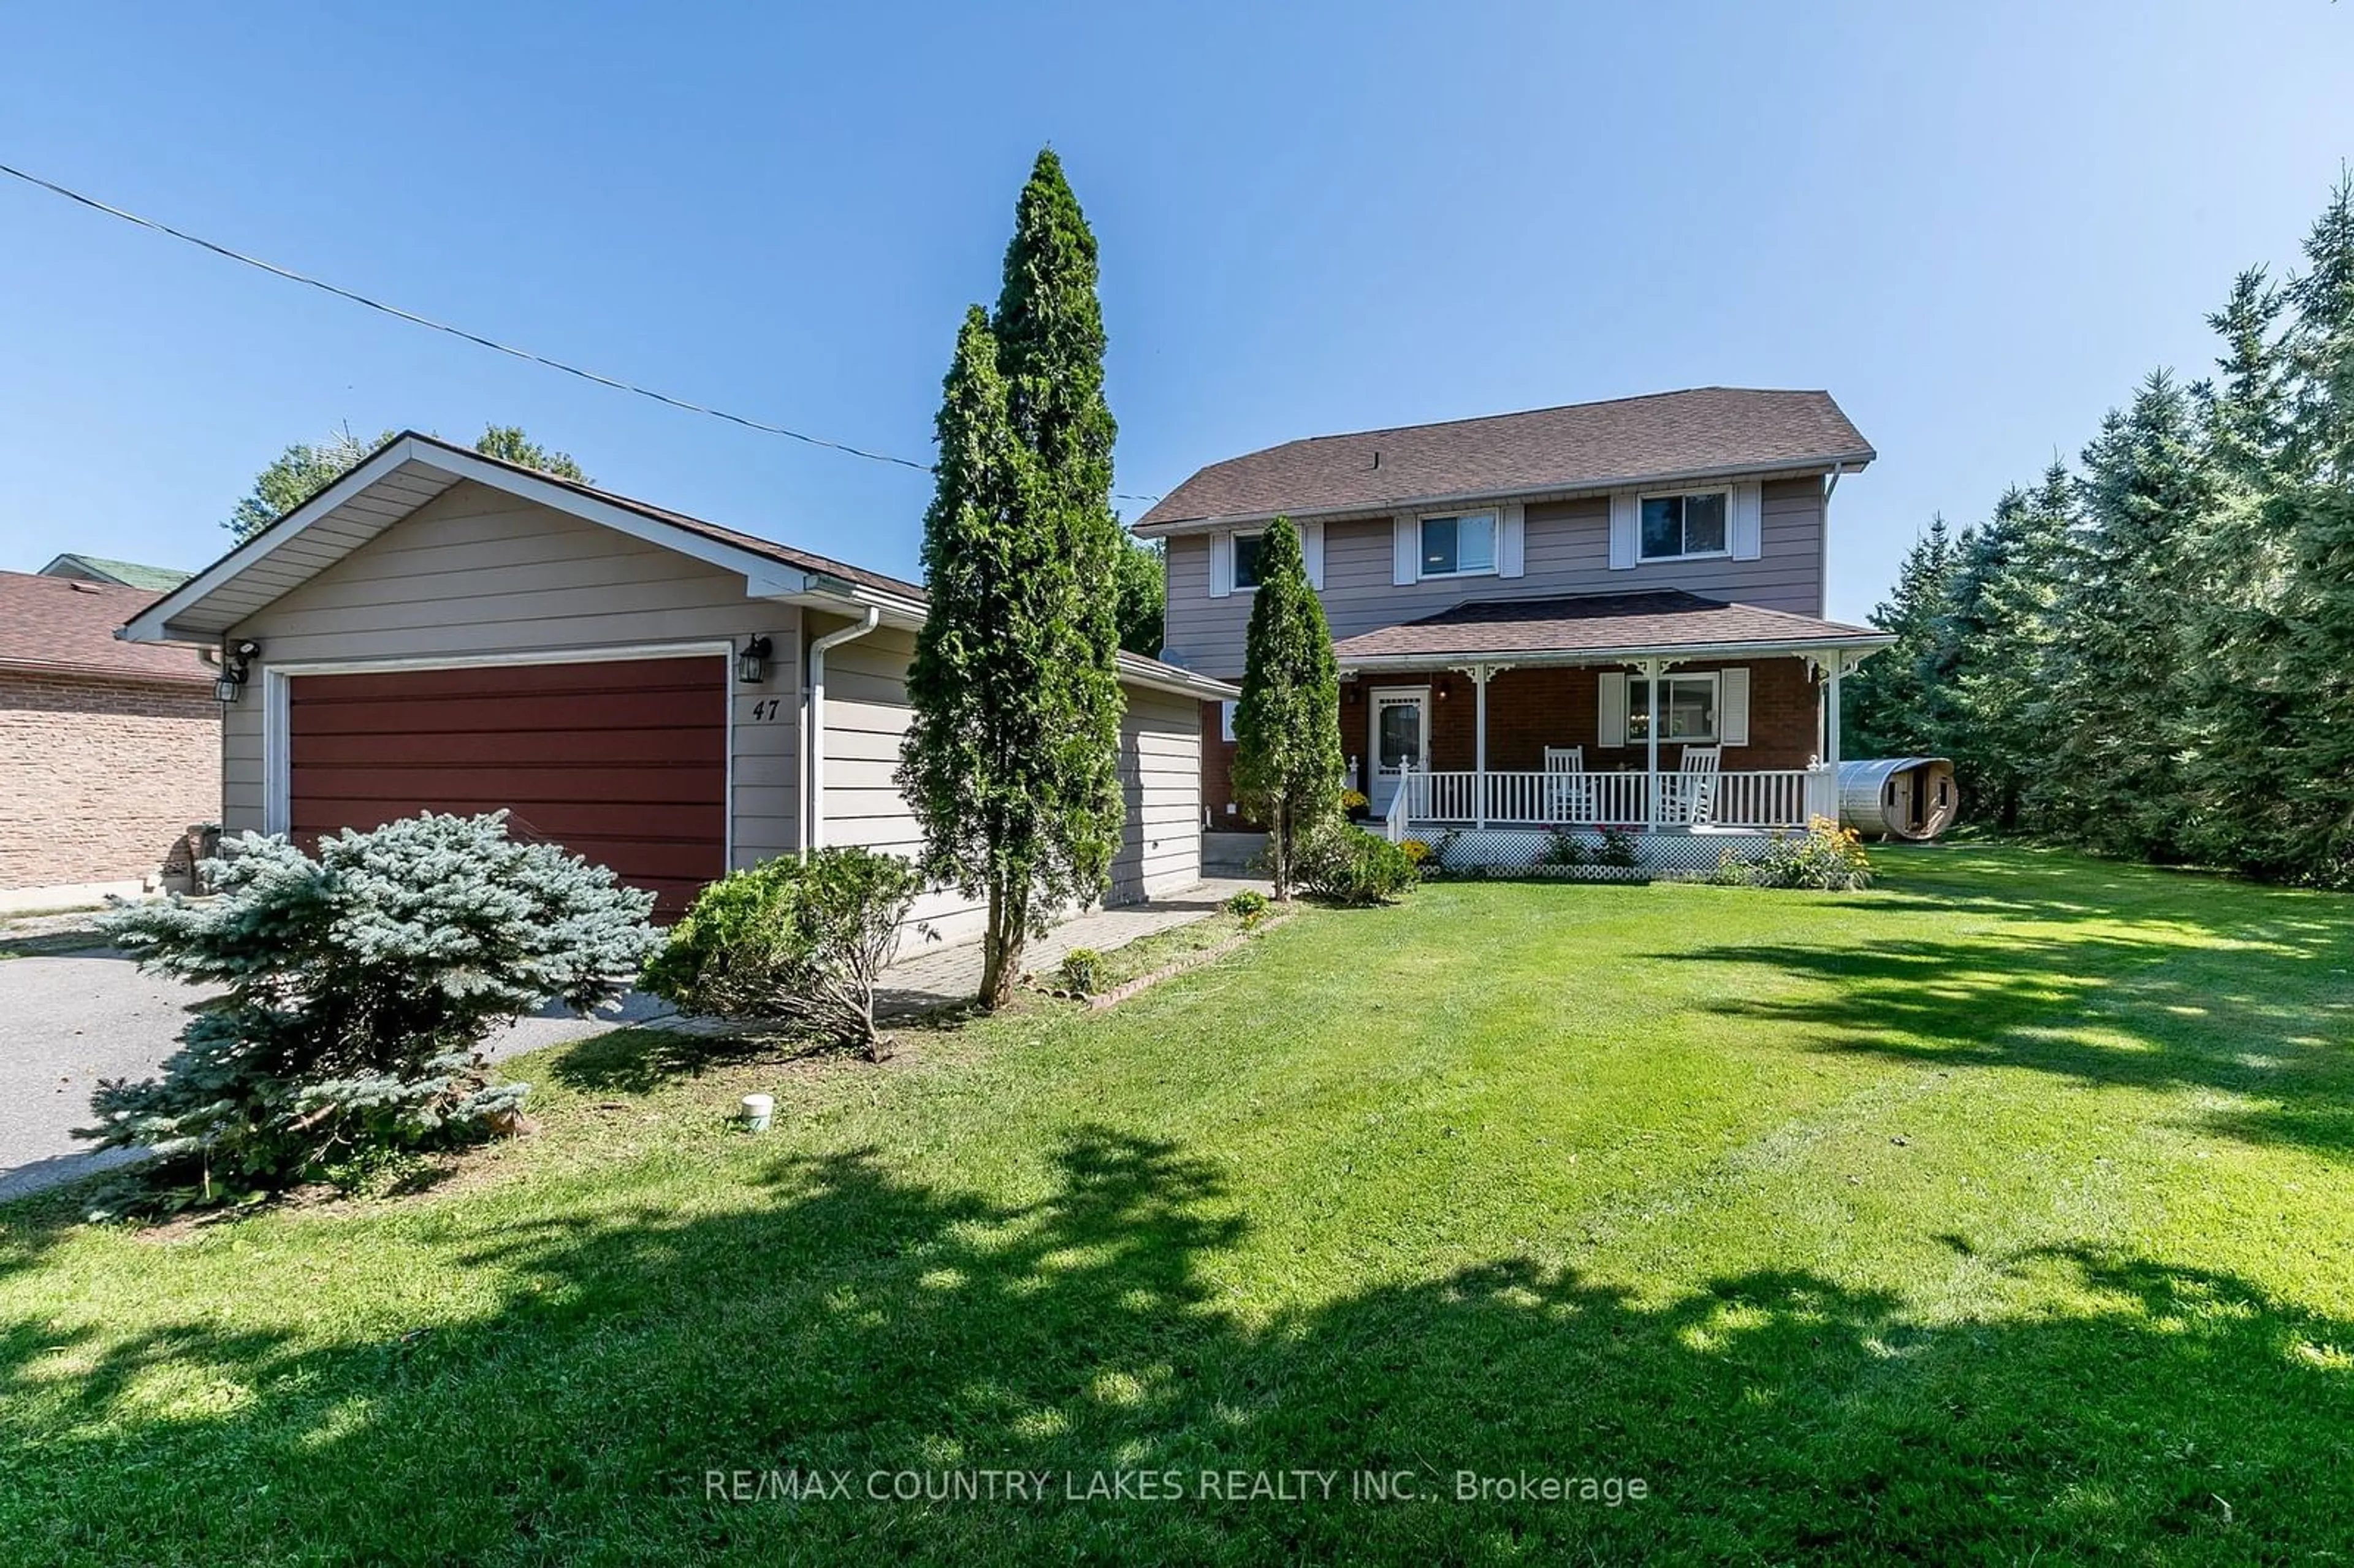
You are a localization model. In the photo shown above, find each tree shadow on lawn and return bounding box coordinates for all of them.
[1661,890,2354,1162]
[4,1125,2350,1564]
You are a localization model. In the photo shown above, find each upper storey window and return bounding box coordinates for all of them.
[1639,490,1729,561]
[1419,512,1497,578]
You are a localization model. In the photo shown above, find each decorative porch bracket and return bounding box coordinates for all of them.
[1449,663,1514,828]
[1799,648,1873,824]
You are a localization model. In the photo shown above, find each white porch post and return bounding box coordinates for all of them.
[1642,657,1661,832]
[1471,663,1490,829]
[1823,653,1846,824]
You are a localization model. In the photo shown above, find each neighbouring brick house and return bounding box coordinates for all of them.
[0,570,220,909]
[1138,387,1898,870]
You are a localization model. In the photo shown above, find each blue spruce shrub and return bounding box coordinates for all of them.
[85,811,657,1208]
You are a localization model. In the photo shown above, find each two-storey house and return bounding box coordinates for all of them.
[1137,387,1896,870]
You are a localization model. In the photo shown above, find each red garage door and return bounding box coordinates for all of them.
[289,655,727,916]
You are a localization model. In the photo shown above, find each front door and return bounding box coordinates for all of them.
[1368,687,1429,818]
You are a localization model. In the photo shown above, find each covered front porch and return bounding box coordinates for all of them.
[1326,591,1892,851]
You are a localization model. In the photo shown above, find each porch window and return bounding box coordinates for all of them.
[1638,490,1729,560]
[1627,674,1718,742]
[1230,531,1265,590]
[1419,512,1496,578]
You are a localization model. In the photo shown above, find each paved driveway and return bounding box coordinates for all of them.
[0,945,673,1201]
[0,878,1265,1203]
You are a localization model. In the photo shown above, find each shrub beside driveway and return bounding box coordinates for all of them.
[2,846,2350,1562]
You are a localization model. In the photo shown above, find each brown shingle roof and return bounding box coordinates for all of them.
[1136,387,1873,531]
[1329,590,1891,664]
[0,571,213,685]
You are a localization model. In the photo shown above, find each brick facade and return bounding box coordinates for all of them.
[1202,658,1824,821]
[0,671,223,897]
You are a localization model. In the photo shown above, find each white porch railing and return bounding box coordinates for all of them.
[1389,767,1825,831]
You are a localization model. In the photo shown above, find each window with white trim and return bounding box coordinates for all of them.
[1219,699,1238,742]
[1638,490,1729,560]
[1626,674,1719,742]
[1230,532,1265,590]
[1419,511,1496,578]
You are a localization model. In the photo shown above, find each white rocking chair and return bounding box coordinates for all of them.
[1677,744,1722,826]
[1544,746,1589,821]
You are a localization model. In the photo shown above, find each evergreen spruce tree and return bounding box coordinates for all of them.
[1936,468,2073,830]
[2040,373,2214,857]
[901,151,1127,1008]
[1843,516,1955,758]
[2182,270,2296,871]
[1231,519,1343,899]
[2268,177,2354,881]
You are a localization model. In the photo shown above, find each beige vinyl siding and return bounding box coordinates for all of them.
[1115,688,1203,901]
[1160,474,1827,675]
[814,614,1206,941]
[811,617,988,945]
[219,480,799,867]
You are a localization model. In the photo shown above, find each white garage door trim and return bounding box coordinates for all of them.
[260,640,739,858]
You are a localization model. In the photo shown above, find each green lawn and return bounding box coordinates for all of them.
[4,846,2351,1564]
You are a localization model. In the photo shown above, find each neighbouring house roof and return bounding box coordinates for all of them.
[37,553,195,592]
[0,571,213,685]
[1134,387,1875,535]
[1328,589,1894,668]
[116,431,1233,702]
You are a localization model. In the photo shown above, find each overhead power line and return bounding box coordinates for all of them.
[0,160,1162,503]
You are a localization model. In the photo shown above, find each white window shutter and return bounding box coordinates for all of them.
[1300,520,1325,589]
[1209,531,1232,598]
[1730,481,1764,561]
[1393,515,1417,585]
[1608,492,1639,569]
[1598,671,1628,748]
[1720,666,1751,746]
[1498,502,1525,578]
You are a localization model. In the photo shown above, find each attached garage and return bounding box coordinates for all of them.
[287,655,728,915]
[119,432,1233,943]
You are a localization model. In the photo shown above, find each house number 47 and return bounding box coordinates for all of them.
[747,698,786,721]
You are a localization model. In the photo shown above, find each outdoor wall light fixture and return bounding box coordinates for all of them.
[737,634,774,684]
[214,639,259,704]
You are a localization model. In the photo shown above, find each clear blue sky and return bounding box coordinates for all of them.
[2,1,2348,620]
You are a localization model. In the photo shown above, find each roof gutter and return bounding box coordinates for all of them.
[801,605,882,858]
[1133,450,1879,537]
[1334,633,1896,673]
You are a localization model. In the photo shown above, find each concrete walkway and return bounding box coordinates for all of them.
[0,878,1265,1200]
[874,877,1267,1014]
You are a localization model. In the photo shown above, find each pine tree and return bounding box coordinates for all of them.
[1843,516,1955,758]
[1232,519,1343,898]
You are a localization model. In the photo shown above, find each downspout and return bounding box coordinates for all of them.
[801,606,882,858]
[1818,463,1846,616]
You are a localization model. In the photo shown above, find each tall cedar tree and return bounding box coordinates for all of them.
[902,152,1127,1007]
[899,309,1054,1005]
[1231,519,1343,898]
